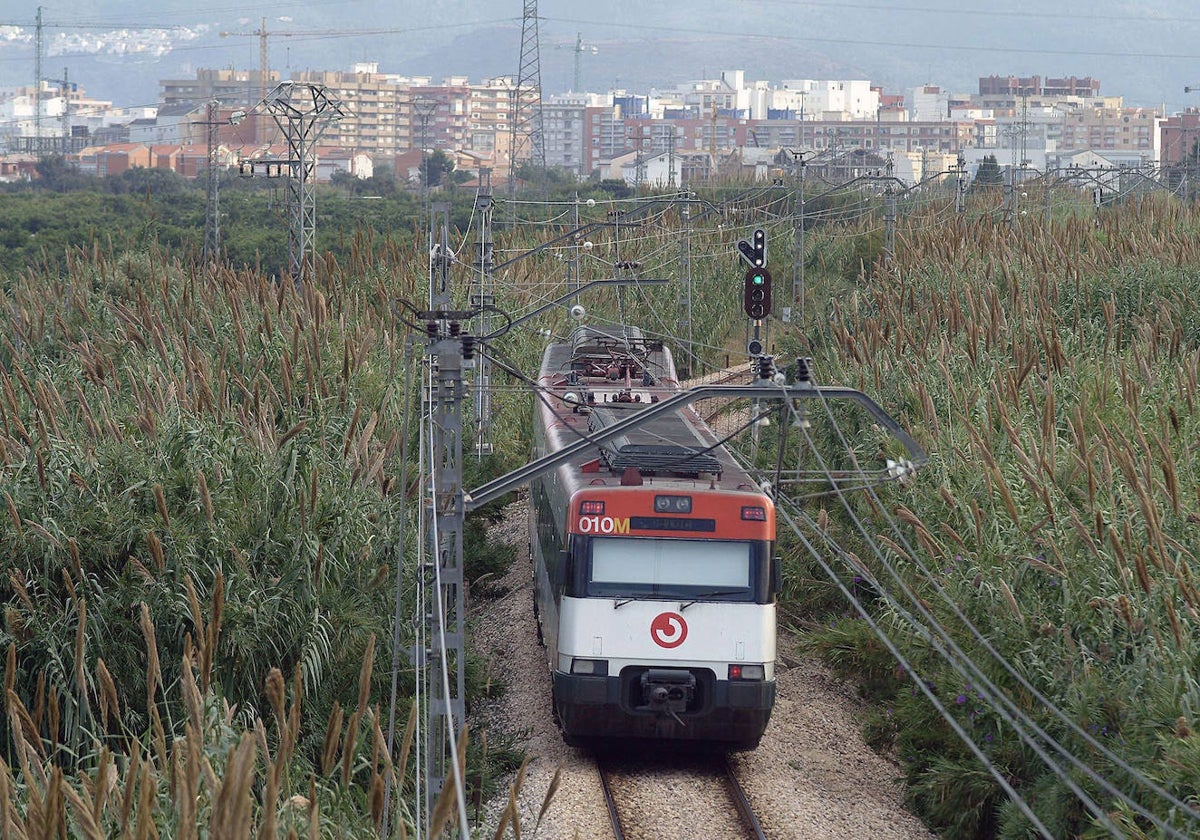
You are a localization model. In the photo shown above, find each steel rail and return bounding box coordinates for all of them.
[722,757,769,840]
[595,760,626,840]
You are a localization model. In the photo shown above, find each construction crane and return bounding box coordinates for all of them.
[557,32,598,93]
[219,18,274,108]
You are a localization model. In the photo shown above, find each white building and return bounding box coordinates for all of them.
[909,85,950,122]
[777,79,879,120]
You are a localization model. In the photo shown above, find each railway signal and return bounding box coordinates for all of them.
[736,227,767,268]
[743,266,772,319]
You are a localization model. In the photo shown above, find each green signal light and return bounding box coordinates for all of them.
[751,272,766,285]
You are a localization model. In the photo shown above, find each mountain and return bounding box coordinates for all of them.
[1,1,1198,111]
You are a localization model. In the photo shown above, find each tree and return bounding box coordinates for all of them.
[972,154,1003,190]
[421,150,455,188]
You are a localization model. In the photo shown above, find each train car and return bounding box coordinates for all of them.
[529,325,778,750]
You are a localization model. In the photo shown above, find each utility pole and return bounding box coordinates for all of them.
[667,127,677,189]
[678,200,693,376]
[58,68,69,154]
[472,173,495,456]
[634,121,646,190]
[883,184,896,267]
[954,152,966,215]
[259,81,348,282]
[414,97,439,231]
[418,296,471,839]
[33,6,42,157]
[789,149,808,324]
[204,100,221,262]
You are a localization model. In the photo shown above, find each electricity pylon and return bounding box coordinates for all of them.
[508,0,546,197]
[259,81,348,282]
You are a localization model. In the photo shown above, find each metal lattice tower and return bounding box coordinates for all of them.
[418,203,470,837]
[260,82,348,282]
[508,0,546,196]
[203,100,221,261]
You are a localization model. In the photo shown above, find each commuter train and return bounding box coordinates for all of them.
[530,325,778,750]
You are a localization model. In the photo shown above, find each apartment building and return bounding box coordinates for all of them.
[974,74,1101,117]
[543,95,588,175]
[1158,109,1200,165]
[1059,104,1160,161]
[159,68,281,109]
[290,64,412,156]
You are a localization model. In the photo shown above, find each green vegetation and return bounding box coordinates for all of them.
[0,166,1198,836]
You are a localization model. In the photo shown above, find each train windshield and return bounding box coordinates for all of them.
[586,537,754,600]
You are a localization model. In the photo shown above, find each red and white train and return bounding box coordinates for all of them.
[530,325,778,750]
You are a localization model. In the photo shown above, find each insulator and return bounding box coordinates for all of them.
[796,356,813,382]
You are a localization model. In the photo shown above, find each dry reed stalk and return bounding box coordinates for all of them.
[133,761,155,840]
[31,674,44,733]
[356,634,376,717]
[201,570,225,694]
[340,710,362,787]
[320,702,344,777]
[307,776,319,840]
[181,649,204,745]
[277,420,306,451]
[74,597,91,719]
[118,745,140,833]
[533,764,563,833]
[146,531,165,572]
[174,744,197,840]
[1134,550,1155,595]
[196,470,213,525]
[999,580,1024,624]
[428,726,471,839]
[151,703,168,774]
[990,465,1021,526]
[210,734,258,839]
[3,492,22,538]
[397,699,418,789]
[91,748,114,827]
[1165,597,1185,649]
[139,603,162,707]
[265,668,287,733]
[895,505,942,560]
[46,687,59,758]
[369,771,386,832]
[258,744,280,840]
[95,658,119,732]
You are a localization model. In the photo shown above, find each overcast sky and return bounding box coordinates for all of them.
[2,1,1199,111]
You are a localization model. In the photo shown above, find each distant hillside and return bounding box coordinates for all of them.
[2,0,1198,110]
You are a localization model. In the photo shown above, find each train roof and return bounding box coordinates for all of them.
[536,327,763,493]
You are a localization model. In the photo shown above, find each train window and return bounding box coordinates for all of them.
[587,537,753,598]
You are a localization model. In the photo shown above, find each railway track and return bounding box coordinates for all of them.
[596,752,768,840]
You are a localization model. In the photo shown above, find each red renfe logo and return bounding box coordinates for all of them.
[650,612,688,648]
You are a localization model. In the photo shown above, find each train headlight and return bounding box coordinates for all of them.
[571,658,609,676]
[728,664,765,681]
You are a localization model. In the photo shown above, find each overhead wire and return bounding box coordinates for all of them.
[773,375,1200,835]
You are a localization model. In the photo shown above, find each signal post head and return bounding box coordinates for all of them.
[743,266,772,320]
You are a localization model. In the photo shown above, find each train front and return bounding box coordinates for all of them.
[552,487,778,750]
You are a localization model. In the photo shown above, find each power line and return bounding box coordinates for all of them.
[542,15,1200,61]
